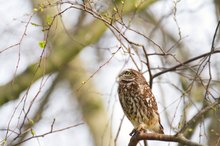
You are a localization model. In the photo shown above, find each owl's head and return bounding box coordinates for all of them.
[118,69,145,83]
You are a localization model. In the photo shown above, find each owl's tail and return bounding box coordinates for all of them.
[159,121,164,134]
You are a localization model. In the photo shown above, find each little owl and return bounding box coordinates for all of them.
[117,69,164,135]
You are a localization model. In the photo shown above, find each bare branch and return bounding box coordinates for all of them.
[211,20,220,50]
[152,50,220,79]
[129,132,203,146]
[12,123,84,146]
[114,115,125,145]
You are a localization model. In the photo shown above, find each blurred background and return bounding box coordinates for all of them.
[0,0,220,146]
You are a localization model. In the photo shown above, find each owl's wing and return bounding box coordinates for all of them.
[141,83,159,112]
[141,83,164,133]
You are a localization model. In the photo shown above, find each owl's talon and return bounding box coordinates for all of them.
[130,128,146,136]
[129,129,136,136]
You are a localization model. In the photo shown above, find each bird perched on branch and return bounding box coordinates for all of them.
[117,69,164,135]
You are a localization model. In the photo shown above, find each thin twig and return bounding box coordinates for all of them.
[204,20,220,99]
[12,123,84,146]
[114,115,125,145]
[142,46,153,88]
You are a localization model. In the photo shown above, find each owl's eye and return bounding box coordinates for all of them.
[124,71,132,76]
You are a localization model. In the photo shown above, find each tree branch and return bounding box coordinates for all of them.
[129,132,203,146]
[152,50,220,79]
[12,123,84,146]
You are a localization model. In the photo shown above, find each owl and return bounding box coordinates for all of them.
[117,69,164,135]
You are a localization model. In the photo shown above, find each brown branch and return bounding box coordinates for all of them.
[142,46,153,88]
[204,20,220,99]
[211,20,220,50]
[129,132,203,146]
[152,50,220,79]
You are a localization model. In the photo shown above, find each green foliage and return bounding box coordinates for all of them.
[33,8,38,12]
[38,41,46,48]
[46,15,53,25]
[187,128,193,132]
[39,3,44,12]
[29,119,35,125]
[180,76,188,93]
[31,128,35,136]
[31,22,41,27]
[33,3,44,12]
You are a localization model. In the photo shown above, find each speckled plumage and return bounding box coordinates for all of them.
[117,69,164,134]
